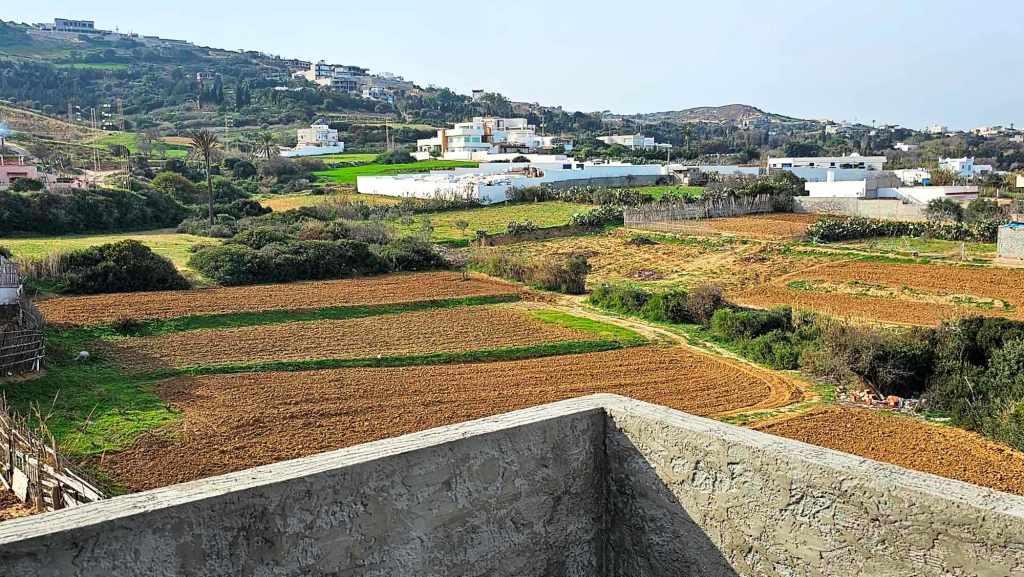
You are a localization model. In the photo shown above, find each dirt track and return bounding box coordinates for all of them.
[38,272,520,325]
[756,406,1024,496]
[106,306,598,370]
[104,346,797,491]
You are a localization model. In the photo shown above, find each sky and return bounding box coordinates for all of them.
[6,0,1024,130]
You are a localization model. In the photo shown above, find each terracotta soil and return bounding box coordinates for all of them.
[0,490,31,522]
[637,213,820,240]
[755,406,1024,496]
[733,260,1024,325]
[104,346,793,491]
[38,272,520,326]
[107,305,599,370]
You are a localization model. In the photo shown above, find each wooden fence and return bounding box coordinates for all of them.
[0,396,105,512]
[624,193,779,227]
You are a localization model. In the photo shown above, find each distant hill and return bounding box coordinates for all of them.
[634,104,802,124]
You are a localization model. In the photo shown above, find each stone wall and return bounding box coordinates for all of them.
[998,225,1024,260]
[794,196,928,221]
[3,395,1023,576]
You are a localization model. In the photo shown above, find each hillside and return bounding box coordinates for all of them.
[631,104,804,125]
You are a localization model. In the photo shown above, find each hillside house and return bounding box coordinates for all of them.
[0,159,40,191]
[281,121,345,158]
[416,117,572,160]
[597,134,672,151]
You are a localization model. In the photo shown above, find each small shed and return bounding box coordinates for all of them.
[997,222,1024,264]
[0,257,20,306]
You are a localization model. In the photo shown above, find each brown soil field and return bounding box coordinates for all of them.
[636,213,820,240]
[733,260,1024,325]
[39,272,520,326]
[756,406,1024,496]
[103,346,796,490]
[0,490,31,522]
[507,230,829,290]
[107,306,599,370]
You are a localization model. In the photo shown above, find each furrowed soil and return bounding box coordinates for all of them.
[756,406,1024,496]
[104,346,795,490]
[733,260,1024,325]
[634,213,820,240]
[107,306,600,370]
[38,272,520,326]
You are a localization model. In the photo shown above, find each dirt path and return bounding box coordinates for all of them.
[514,297,808,416]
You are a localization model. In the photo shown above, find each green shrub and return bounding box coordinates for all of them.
[0,188,187,235]
[639,289,691,323]
[807,216,1002,243]
[42,240,190,294]
[188,243,265,285]
[471,251,590,294]
[569,205,624,227]
[190,239,389,286]
[711,307,792,341]
[375,150,415,164]
[10,177,44,192]
[375,237,446,271]
[588,283,652,314]
[687,284,726,325]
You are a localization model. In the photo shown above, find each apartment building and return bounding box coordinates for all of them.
[597,134,672,150]
[416,117,572,160]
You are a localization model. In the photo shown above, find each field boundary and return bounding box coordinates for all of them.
[624,193,779,226]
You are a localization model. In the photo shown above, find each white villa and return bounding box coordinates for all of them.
[597,134,672,151]
[939,157,993,179]
[766,154,887,183]
[280,120,345,158]
[415,117,572,161]
[804,170,978,204]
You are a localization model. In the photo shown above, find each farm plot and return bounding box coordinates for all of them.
[756,406,1024,496]
[38,272,520,326]
[633,213,820,240]
[508,230,829,290]
[733,260,1024,325]
[103,345,796,490]
[106,305,606,371]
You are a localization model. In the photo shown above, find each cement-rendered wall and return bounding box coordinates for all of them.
[794,196,928,221]
[604,398,1024,576]
[998,225,1024,260]
[0,404,607,577]
[3,395,1024,577]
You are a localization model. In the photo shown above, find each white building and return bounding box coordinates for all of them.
[925,124,948,135]
[891,168,932,186]
[805,170,977,204]
[416,117,572,161]
[767,154,887,172]
[939,157,993,179]
[597,134,672,151]
[1017,174,1024,188]
[294,61,412,96]
[357,158,666,204]
[893,142,919,152]
[281,120,345,158]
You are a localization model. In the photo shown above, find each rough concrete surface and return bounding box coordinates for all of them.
[2,395,1024,577]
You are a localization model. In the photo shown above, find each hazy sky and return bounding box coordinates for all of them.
[7,1,1023,129]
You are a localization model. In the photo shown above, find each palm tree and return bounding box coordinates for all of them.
[255,132,276,162]
[189,129,220,226]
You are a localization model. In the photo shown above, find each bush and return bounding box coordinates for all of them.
[0,188,187,235]
[506,220,538,235]
[687,284,727,326]
[375,237,446,271]
[10,178,44,192]
[375,150,415,164]
[710,307,792,341]
[589,283,652,314]
[639,289,691,323]
[569,205,623,227]
[0,245,10,259]
[33,240,190,295]
[232,226,292,250]
[189,240,388,285]
[471,251,590,294]
[151,171,199,204]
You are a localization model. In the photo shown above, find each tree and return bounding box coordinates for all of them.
[254,132,276,161]
[783,141,823,157]
[189,129,220,226]
[930,168,958,186]
[455,219,470,238]
[925,197,964,223]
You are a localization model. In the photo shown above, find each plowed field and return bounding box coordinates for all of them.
[635,213,820,240]
[755,406,1024,496]
[733,260,1024,325]
[39,272,520,326]
[104,346,795,490]
[107,306,598,370]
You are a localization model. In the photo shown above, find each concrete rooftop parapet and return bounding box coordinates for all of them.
[1,394,1023,576]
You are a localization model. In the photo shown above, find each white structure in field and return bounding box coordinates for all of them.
[415,117,572,160]
[281,120,345,158]
[804,169,978,204]
[597,134,672,151]
[1017,174,1024,188]
[939,157,993,179]
[893,142,919,152]
[357,157,665,204]
[767,154,887,183]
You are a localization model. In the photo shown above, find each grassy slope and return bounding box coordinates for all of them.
[90,132,189,159]
[314,160,479,184]
[314,153,380,164]
[398,201,595,243]
[257,191,400,211]
[0,229,214,271]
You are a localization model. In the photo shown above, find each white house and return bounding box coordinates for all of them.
[767,154,887,172]
[925,124,948,135]
[805,170,978,204]
[597,134,672,151]
[891,168,931,186]
[939,157,993,179]
[357,159,666,204]
[893,142,919,152]
[281,120,345,158]
[416,117,572,160]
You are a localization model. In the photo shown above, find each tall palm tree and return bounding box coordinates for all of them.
[255,132,276,162]
[189,129,220,226]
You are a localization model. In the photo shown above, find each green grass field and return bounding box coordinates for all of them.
[90,132,190,159]
[640,185,705,200]
[833,236,997,260]
[315,153,380,164]
[0,229,215,270]
[314,160,479,184]
[396,201,595,243]
[257,191,401,211]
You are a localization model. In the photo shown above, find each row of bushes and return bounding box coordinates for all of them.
[0,188,187,235]
[587,283,1024,451]
[470,252,591,294]
[568,205,624,227]
[807,216,1002,243]
[508,185,655,207]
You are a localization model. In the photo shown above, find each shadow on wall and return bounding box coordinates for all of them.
[605,427,740,577]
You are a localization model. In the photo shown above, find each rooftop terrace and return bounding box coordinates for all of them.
[1,394,1022,576]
